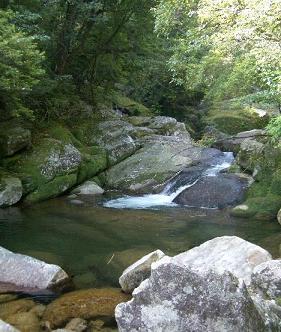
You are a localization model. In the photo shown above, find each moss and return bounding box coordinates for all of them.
[77,146,108,183]
[205,102,269,135]
[46,124,83,148]
[24,174,77,203]
[269,169,281,196]
[233,195,281,220]
[112,94,152,116]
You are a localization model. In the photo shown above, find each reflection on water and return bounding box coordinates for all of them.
[0,196,280,289]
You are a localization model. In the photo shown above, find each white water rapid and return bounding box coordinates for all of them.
[104,152,234,209]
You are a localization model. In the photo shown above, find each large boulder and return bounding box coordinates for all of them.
[237,139,265,172]
[0,246,69,291]
[119,250,165,293]
[104,139,219,194]
[0,126,31,157]
[250,260,281,299]
[0,174,22,208]
[213,129,267,155]
[73,120,139,167]
[43,288,131,329]
[154,236,272,285]
[173,173,250,208]
[115,237,275,332]
[116,266,266,332]
[5,138,82,202]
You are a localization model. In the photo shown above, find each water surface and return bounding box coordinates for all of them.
[0,196,280,290]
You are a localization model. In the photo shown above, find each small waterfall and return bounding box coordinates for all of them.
[103,152,234,209]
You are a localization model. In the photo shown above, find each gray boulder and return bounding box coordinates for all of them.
[105,137,220,193]
[251,260,281,299]
[0,126,31,157]
[213,129,267,155]
[115,237,274,332]
[237,139,265,172]
[116,266,266,332]
[71,181,104,195]
[0,246,69,291]
[119,250,165,293]
[278,208,281,225]
[0,175,22,208]
[173,173,250,208]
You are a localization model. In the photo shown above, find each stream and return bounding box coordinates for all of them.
[0,150,280,293]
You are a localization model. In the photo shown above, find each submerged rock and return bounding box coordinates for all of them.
[0,175,22,208]
[119,250,165,293]
[278,208,281,225]
[43,288,131,328]
[173,173,250,208]
[71,181,104,195]
[0,246,69,291]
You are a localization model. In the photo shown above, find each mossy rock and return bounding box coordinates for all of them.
[3,138,81,197]
[231,195,281,220]
[205,104,269,135]
[112,94,151,116]
[77,146,108,183]
[24,174,77,203]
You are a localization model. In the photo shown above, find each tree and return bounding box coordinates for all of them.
[0,9,44,118]
[154,0,281,106]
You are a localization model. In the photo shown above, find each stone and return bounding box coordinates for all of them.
[116,266,266,332]
[0,246,69,291]
[0,299,35,320]
[250,260,281,299]
[173,173,250,208]
[0,175,22,208]
[105,141,215,194]
[147,116,178,135]
[5,312,40,332]
[154,236,272,285]
[72,181,104,195]
[278,208,281,225]
[65,318,88,331]
[119,250,165,293]
[213,129,267,155]
[5,138,82,202]
[0,126,31,157]
[237,138,265,172]
[0,319,20,332]
[43,288,131,328]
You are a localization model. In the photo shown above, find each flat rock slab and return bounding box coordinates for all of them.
[173,173,250,208]
[0,246,69,291]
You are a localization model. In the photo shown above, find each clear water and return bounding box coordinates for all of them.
[0,197,280,291]
[104,152,234,209]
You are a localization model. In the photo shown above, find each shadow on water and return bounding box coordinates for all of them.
[0,196,280,290]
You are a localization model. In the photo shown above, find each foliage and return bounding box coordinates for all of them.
[267,116,281,143]
[154,0,281,107]
[0,9,44,118]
